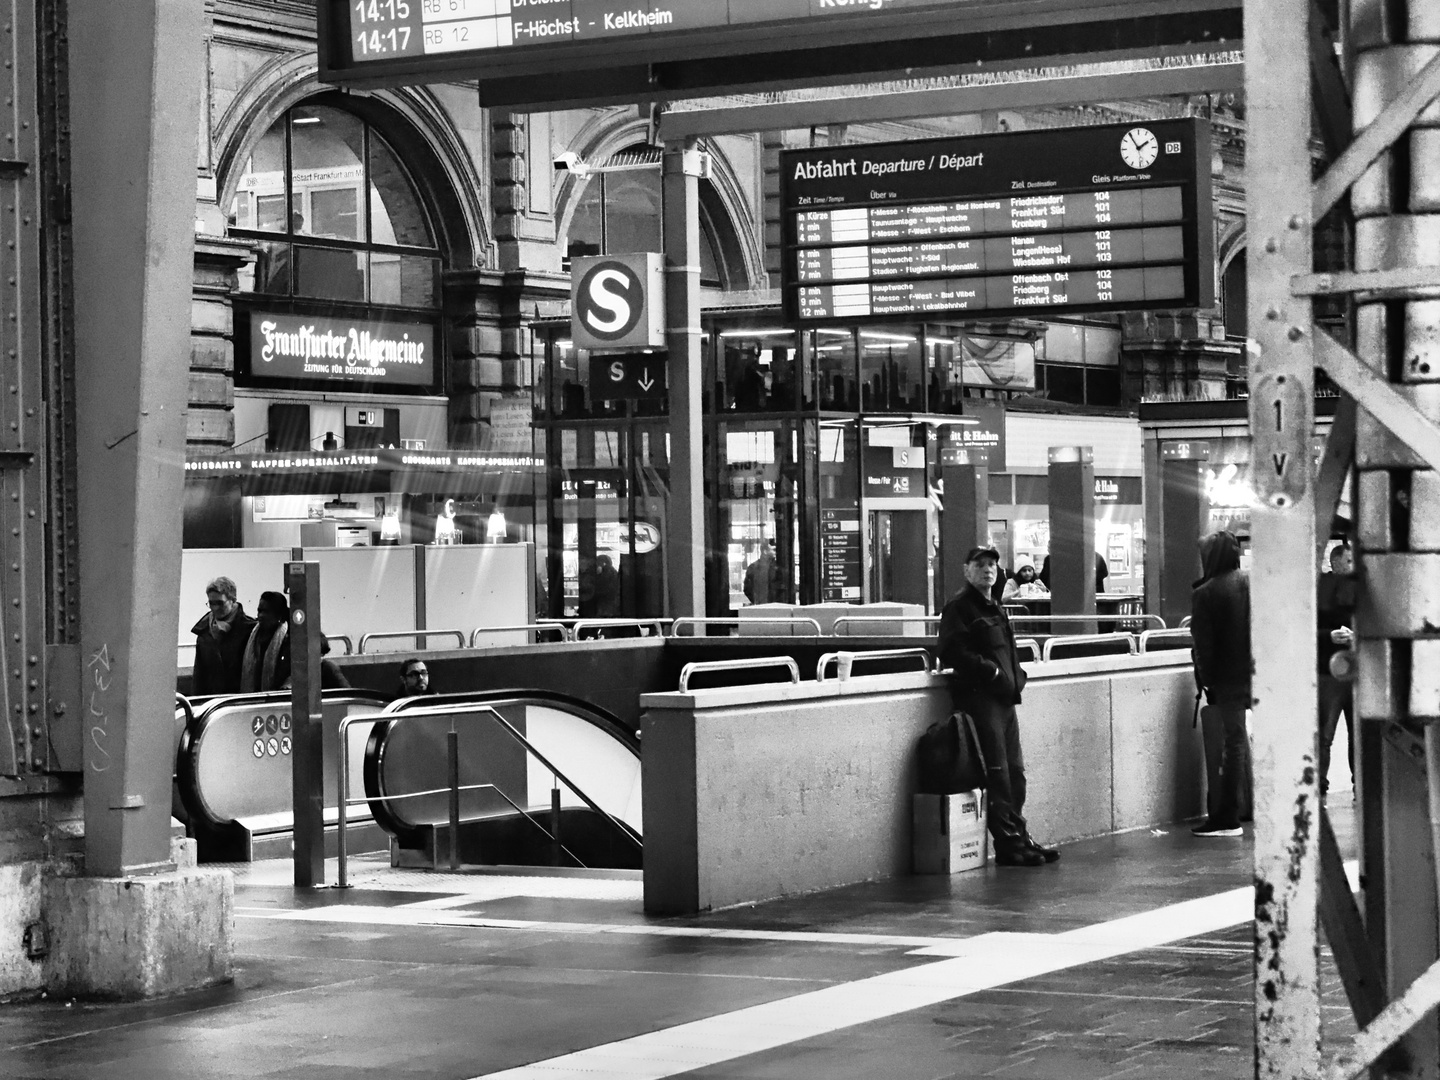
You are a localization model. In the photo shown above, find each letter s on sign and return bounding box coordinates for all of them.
[610,361,625,382]
[585,269,633,333]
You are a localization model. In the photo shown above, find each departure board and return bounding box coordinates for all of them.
[781,119,1212,325]
[324,0,978,76]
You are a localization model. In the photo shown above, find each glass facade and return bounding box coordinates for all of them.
[527,315,1100,620]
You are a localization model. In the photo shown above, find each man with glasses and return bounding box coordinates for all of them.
[396,658,432,699]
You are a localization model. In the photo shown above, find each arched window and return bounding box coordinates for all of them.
[229,102,441,310]
[1221,250,1247,338]
[564,146,738,289]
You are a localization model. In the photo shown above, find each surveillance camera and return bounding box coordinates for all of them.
[553,150,583,171]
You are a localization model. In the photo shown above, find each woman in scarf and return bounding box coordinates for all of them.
[240,591,292,693]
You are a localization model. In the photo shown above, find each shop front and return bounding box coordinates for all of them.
[531,310,1143,618]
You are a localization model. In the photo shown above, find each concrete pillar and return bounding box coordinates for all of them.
[663,140,705,618]
[1047,447,1096,625]
[72,0,201,877]
[940,463,988,603]
[64,0,234,997]
[1157,447,1211,629]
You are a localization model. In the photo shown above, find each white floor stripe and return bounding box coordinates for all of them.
[466,886,1255,1080]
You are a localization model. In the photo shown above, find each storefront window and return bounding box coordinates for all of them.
[715,420,803,610]
[230,103,439,309]
[811,329,858,411]
[859,329,923,412]
[717,329,798,412]
[925,324,1038,413]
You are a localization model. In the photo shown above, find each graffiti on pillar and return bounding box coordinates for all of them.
[86,644,113,772]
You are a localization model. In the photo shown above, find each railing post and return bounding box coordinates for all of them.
[447,726,461,871]
[550,782,562,867]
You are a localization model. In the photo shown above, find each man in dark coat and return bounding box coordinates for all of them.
[1318,542,1356,795]
[1190,530,1251,837]
[938,545,1058,867]
[190,576,256,696]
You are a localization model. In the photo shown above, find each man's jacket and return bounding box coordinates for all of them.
[938,583,1028,706]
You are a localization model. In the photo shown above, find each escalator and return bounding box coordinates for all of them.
[362,690,642,870]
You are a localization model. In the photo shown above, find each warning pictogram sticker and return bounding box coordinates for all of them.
[280,736,292,756]
[266,737,279,756]
[252,739,265,759]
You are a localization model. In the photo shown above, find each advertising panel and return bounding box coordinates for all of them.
[243,311,438,389]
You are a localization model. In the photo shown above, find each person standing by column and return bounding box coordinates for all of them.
[1190,530,1251,837]
[1318,542,1356,797]
[938,545,1059,867]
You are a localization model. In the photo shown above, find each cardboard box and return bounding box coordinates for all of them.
[912,790,988,874]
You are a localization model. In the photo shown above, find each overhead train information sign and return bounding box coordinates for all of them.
[780,119,1212,325]
[317,2,1244,106]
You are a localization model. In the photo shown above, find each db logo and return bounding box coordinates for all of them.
[575,261,644,342]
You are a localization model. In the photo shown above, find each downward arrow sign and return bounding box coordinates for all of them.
[637,370,655,391]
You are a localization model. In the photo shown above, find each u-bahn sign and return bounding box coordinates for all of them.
[571,253,665,350]
[317,2,1243,107]
[781,118,1213,325]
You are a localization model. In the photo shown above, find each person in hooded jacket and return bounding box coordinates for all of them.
[191,576,256,696]
[239,591,292,693]
[1189,530,1252,837]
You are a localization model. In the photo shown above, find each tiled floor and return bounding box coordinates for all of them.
[0,806,1362,1080]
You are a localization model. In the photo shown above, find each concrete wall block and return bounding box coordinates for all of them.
[186,406,234,447]
[1019,676,1115,842]
[43,869,235,1000]
[190,335,233,372]
[1109,667,1204,829]
[190,298,232,336]
[450,323,505,359]
[493,184,525,214]
[451,356,505,391]
[0,862,44,998]
[188,370,232,408]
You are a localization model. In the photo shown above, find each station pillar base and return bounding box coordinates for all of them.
[43,864,234,1000]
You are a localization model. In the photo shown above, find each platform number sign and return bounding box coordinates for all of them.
[570,253,665,351]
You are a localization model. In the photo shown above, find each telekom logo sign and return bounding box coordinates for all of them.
[575,261,644,341]
[569,252,665,351]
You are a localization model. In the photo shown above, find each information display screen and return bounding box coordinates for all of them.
[332,0,969,66]
[781,119,1212,324]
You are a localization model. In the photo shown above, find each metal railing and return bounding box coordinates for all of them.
[1040,633,1138,662]
[830,615,941,636]
[669,616,824,637]
[815,648,933,682]
[337,700,640,887]
[1015,638,1041,664]
[571,618,670,639]
[357,629,467,654]
[677,656,800,692]
[468,622,570,647]
[326,634,354,656]
[1138,628,1193,653]
[1009,612,1166,631]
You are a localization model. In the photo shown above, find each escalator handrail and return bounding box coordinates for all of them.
[340,695,642,887]
[178,688,390,830]
[380,689,639,751]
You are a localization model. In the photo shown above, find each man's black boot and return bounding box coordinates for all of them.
[994,844,1046,867]
[1024,837,1060,863]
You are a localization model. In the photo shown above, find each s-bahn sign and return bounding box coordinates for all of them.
[781,119,1213,325]
[571,253,665,350]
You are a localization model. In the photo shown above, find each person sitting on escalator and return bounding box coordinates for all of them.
[395,657,432,700]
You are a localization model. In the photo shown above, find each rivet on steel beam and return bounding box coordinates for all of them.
[1267,308,1281,320]
[29,704,38,713]
[28,656,36,664]
[1289,216,1304,230]
[1265,238,1278,253]
[29,726,39,737]
[52,703,64,716]
[30,758,41,768]
[1288,327,1305,342]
